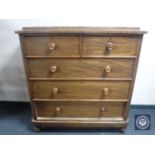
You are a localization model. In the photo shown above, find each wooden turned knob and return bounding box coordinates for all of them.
[48,42,55,50]
[100,106,106,112]
[105,65,111,73]
[106,42,113,51]
[50,65,57,73]
[52,87,59,95]
[55,107,61,114]
[103,88,109,95]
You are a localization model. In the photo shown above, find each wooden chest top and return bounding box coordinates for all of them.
[16,27,147,34]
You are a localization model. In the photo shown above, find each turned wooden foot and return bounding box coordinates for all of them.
[33,126,41,132]
[118,128,126,133]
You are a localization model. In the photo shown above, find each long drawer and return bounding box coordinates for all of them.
[32,81,130,99]
[35,101,126,118]
[28,59,134,78]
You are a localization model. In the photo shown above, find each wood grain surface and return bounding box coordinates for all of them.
[32,81,130,99]
[15,27,147,34]
[28,58,134,78]
[35,101,126,118]
[83,36,139,56]
[24,35,79,56]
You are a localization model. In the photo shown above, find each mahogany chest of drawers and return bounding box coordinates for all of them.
[16,27,146,131]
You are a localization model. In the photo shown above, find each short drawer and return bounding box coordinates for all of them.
[83,36,139,56]
[29,59,134,78]
[24,35,79,56]
[32,81,130,99]
[35,101,126,118]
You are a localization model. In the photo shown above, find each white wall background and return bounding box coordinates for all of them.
[0,0,155,104]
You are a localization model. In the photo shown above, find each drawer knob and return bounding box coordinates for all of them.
[106,42,113,52]
[52,87,59,95]
[48,42,55,50]
[103,88,109,95]
[50,65,57,73]
[105,65,111,73]
[55,107,61,114]
[100,106,106,112]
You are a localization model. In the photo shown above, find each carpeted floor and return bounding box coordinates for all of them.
[0,102,154,135]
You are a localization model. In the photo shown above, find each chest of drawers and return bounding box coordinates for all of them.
[16,27,146,131]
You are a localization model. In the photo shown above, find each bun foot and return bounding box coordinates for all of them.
[118,128,126,133]
[33,126,41,132]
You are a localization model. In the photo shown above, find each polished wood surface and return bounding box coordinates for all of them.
[35,101,125,118]
[32,118,128,128]
[32,81,130,99]
[24,35,79,56]
[28,59,134,78]
[16,27,146,130]
[83,36,139,56]
[15,27,147,34]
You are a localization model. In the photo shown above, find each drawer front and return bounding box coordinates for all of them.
[35,101,126,118]
[83,36,138,56]
[29,59,134,78]
[32,81,130,99]
[24,36,79,56]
